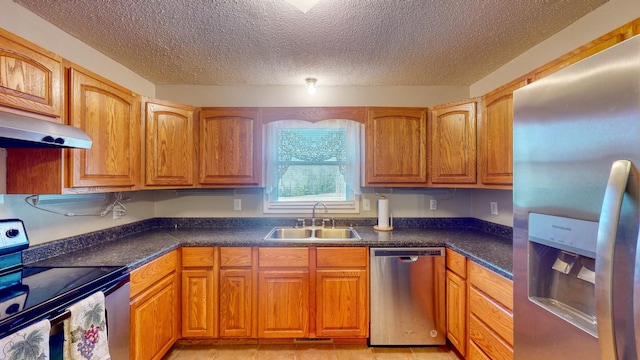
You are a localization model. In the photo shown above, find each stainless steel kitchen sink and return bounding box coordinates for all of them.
[263,227,361,241]
[314,228,360,239]
[266,228,313,239]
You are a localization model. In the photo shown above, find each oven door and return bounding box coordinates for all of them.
[49,272,130,360]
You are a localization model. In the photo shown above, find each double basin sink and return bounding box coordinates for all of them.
[264,227,362,241]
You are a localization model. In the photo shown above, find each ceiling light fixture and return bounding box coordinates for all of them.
[283,0,321,13]
[305,77,317,95]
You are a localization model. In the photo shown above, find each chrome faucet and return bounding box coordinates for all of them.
[311,201,328,227]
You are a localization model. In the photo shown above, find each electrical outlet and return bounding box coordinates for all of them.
[430,199,438,211]
[112,204,124,219]
[490,202,499,215]
[234,198,242,211]
[363,198,371,211]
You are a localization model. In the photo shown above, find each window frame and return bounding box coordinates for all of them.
[261,108,366,214]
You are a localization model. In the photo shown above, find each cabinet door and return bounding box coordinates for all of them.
[182,269,216,338]
[365,107,428,185]
[68,67,141,189]
[0,29,63,119]
[479,80,526,187]
[258,270,309,338]
[130,274,178,360]
[446,269,467,356]
[431,101,477,185]
[316,269,368,338]
[181,247,218,339]
[220,268,253,337]
[145,100,195,187]
[199,108,261,186]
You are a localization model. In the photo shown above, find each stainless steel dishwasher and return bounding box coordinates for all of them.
[369,247,446,345]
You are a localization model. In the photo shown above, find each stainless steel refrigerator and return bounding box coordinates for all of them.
[513,34,640,359]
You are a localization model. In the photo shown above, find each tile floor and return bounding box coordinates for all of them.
[162,343,462,360]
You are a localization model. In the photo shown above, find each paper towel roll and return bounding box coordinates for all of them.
[378,196,389,228]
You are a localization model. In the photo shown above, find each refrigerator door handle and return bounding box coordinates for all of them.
[636,217,640,358]
[595,159,631,360]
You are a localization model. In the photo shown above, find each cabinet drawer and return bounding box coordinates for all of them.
[468,261,513,310]
[468,340,491,360]
[220,247,253,267]
[259,247,309,268]
[469,314,513,360]
[317,247,367,268]
[446,248,466,278]
[130,250,178,299]
[469,286,513,345]
[182,247,216,267]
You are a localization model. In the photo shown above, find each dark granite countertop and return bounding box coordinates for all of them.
[24,217,513,279]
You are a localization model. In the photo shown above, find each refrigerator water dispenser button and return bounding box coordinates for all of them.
[577,266,596,284]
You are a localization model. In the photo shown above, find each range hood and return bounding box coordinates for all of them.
[0,111,92,149]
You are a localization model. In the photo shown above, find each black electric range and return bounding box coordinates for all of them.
[0,219,128,339]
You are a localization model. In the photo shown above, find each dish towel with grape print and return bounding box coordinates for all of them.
[0,318,50,360]
[63,291,110,360]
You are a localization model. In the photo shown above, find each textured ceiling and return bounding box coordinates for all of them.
[13,0,607,86]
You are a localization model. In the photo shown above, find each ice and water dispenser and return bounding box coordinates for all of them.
[528,213,599,337]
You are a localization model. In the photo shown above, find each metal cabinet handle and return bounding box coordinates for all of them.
[397,256,419,262]
[596,159,631,360]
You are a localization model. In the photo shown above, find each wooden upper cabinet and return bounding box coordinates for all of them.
[144,99,195,187]
[198,108,261,187]
[365,107,428,186]
[478,79,527,188]
[430,99,477,185]
[67,66,141,189]
[0,29,63,120]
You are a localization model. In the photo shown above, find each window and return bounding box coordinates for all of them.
[264,119,362,213]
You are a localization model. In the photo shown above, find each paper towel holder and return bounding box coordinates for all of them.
[374,213,394,231]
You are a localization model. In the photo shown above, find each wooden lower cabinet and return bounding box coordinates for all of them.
[258,269,310,338]
[446,269,467,355]
[315,247,369,338]
[255,246,371,340]
[316,269,368,337]
[469,315,512,360]
[445,248,467,357]
[445,249,513,360]
[467,261,513,360]
[181,247,218,338]
[468,339,492,360]
[130,251,179,360]
[219,247,257,338]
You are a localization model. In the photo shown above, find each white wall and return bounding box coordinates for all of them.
[0,0,155,97]
[470,0,640,96]
[0,192,155,246]
[153,188,473,220]
[156,85,468,108]
[470,189,513,227]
